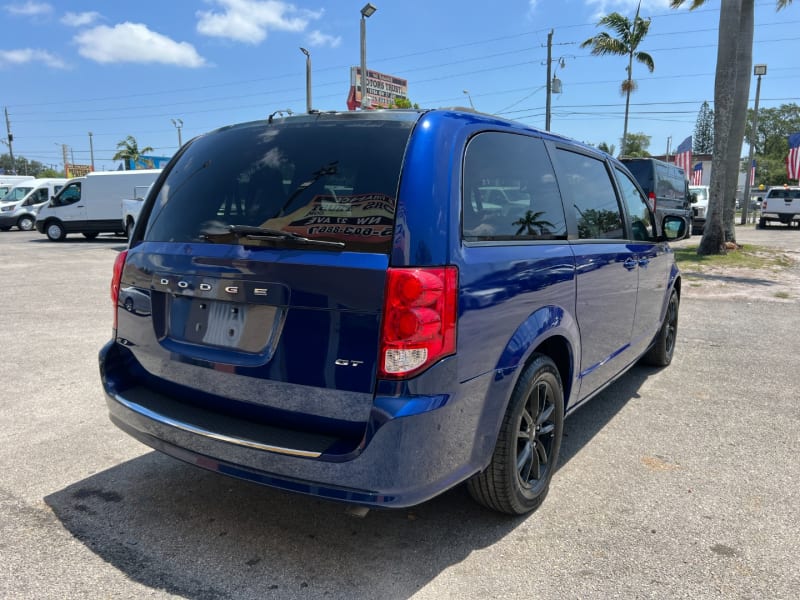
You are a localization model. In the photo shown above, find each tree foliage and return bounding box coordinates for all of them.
[744,103,800,186]
[113,136,154,170]
[389,96,419,109]
[581,8,655,155]
[622,132,651,157]
[0,153,63,177]
[693,101,714,153]
[597,141,617,156]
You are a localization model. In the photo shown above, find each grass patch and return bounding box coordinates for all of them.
[674,244,794,270]
[774,291,791,299]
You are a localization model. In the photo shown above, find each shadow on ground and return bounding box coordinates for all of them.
[44,367,654,599]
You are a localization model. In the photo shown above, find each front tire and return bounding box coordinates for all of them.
[17,215,35,231]
[642,290,679,367]
[45,221,66,241]
[468,354,564,515]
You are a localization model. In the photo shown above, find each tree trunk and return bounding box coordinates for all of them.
[722,0,754,243]
[699,0,741,255]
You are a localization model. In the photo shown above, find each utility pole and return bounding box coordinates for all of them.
[61,144,69,177]
[4,107,15,174]
[88,132,95,171]
[545,30,553,132]
[665,136,672,161]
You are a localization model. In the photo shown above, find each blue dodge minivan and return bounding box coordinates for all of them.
[100,109,684,515]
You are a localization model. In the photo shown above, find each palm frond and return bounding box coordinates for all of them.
[634,51,655,72]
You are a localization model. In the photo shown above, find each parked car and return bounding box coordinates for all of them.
[0,175,35,199]
[100,109,685,515]
[0,179,67,231]
[758,186,800,228]
[36,170,161,241]
[621,157,692,238]
[689,185,710,234]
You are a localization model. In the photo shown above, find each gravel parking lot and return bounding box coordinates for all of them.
[1,228,798,599]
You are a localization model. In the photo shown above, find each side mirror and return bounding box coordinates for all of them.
[690,192,698,203]
[662,215,687,241]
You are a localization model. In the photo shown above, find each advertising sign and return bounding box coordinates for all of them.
[347,67,408,110]
[128,155,171,170]
[66,164,92,177]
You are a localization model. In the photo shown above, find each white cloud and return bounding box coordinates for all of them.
[0,48,66,68]
[3,1,52,16]
[61,11,101,27]
[74,22,207,68]
[197,0,323,45]
[307,30,341,48]
[584,0,671,18]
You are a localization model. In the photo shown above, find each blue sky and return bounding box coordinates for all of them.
[1,0,797,171]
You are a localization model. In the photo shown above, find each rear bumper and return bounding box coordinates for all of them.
[99,340,494,508]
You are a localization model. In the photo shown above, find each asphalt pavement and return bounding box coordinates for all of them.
[1,228,798,599]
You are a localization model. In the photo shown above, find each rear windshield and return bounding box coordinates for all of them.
[767,188,800,199]
[144,116,416,253]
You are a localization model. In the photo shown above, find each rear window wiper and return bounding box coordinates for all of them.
[201,224,345,248]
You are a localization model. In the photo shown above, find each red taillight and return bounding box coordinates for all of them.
[111,250,128,329]
[648,191,657,212]
[379,266,458,379]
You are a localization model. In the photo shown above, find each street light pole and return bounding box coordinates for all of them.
[359,3,377,109]
[741,64,766,225]
[462,90,475,110]
[171,118,183,148]
[300,47,312,113]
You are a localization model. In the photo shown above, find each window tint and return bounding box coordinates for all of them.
[556,150,624,240]
[462,132,566,241]
[615,168,655,241]
[145,118,414,253]
[767,188,800,199]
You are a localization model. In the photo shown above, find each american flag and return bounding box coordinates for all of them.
[674,136,692,176]
[750,159,756,186]
[691,162,703,186]
[788,133,800,180]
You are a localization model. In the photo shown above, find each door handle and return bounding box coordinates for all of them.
[623,258,637,270]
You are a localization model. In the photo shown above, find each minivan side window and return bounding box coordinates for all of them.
[462,132,566,241]
[556,150,624,240]
[615,168,655,241]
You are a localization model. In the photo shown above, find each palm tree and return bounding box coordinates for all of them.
[113,136,154,170]
[671,0,792,255]
[581,4,654,157]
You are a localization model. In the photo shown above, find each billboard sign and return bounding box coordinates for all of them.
[128,155,171,170]
[347,67,408,110]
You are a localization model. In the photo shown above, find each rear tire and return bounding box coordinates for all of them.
[45,221,66,241]
[642,290,679,367]
[467,354,564,515]
[126,219,135,240]
[17,215,35,231]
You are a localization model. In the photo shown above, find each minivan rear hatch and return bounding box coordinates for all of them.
[115,113,419,444]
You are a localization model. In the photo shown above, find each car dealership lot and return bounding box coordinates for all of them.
[1,230,798,599]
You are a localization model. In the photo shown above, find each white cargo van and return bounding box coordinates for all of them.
[0,175,35,198]
[35,170,162,241]
[0,179,67,231]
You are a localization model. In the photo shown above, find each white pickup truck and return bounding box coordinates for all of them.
[758,186,800,228]
[122,184,154,239]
